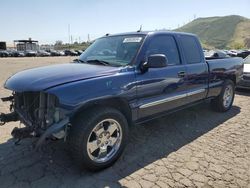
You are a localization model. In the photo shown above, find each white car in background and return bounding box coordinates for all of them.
[238,55,250,89]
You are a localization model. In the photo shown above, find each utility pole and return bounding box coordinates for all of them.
[68,24,70,48]
[87,34,90,43]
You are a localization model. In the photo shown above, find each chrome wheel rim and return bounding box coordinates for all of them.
[223,85,233,108]
[87,119,122,163]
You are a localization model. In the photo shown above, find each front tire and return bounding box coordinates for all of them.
[211,80,235,112]
[67,107,129,171]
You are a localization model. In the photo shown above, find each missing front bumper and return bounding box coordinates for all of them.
[35,118,69,149]
[0,113,69,148]
[0,93,70,148]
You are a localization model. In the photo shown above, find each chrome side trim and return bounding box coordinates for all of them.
[187,89,206,96]
[139,89,206,109]
[140,94,186,109]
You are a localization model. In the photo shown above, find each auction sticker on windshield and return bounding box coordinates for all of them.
[123,37,142,43]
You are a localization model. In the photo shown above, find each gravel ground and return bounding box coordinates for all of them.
[0,57,249,188]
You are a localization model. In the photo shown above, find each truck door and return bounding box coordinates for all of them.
[136,34,188,119]
[178,35,209,103]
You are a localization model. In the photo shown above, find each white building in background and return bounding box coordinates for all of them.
[14,38,39,51]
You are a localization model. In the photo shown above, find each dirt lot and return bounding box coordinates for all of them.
[0,57,249,188]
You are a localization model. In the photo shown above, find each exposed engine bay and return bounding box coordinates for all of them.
[0,92,69,148]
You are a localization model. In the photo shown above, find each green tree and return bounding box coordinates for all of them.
[55,40,63,46]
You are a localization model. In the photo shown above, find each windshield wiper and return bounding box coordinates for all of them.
[86,59,111,66]
[74,58,113,66]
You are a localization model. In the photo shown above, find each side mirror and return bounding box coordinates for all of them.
[142,54,168,71]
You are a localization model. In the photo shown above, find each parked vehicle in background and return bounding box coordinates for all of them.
[64,49,78,56]
[37,50,50,57]
[10,50,25,57]
[236,50,250,59]
[75,50,84,56]
[205,50,230,59]
[25,50,37,57]
[238,55,250,89]
[47,49,61,56]
[0,31,243,171]
[0,50,10,57]
[6,50,14,57]
[226,50,250,59]
[58,51,65,56]
[224,50,235,57]
[228,50,238,57]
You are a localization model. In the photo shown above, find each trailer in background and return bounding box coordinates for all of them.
[0,42,7,50]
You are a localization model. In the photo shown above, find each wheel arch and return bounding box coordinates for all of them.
[71,97,133,126]
[227,74,236,86]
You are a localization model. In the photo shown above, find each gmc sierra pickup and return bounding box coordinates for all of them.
[0,31,243,171]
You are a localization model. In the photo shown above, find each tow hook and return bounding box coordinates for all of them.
[0,95,16,126]
[1,96,14,102]
[0,112,19,126]
[0,114,5,126]
[11,127,34,145]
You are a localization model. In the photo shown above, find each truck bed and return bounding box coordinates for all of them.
[206,57,243,97]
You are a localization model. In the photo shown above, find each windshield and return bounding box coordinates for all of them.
[79,35,145,66]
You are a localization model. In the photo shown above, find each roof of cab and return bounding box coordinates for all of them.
[104,30,197,37]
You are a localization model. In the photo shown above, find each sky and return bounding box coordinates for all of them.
[0,0,250,45]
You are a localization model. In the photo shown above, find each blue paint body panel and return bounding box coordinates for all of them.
[4,31,243,124]
[5,63,120,92]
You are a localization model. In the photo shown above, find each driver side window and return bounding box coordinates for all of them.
[146,35,180,65]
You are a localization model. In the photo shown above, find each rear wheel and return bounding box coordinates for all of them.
[211,80,235,112]
[67,107,129,171]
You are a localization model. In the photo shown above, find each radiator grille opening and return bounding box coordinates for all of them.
[14,92,60,130]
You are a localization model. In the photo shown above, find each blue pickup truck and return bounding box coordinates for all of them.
[0,31,243,170]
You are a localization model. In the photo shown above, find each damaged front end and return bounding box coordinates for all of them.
[0,92,69,148]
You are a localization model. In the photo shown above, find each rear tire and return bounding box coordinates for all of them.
[211,80,235,112]
[67,107,129,171]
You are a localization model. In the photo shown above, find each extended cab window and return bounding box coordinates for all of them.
[180,36,201,64]
[146,35,180,65]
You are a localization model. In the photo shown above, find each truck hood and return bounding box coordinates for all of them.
[5,63,120,92]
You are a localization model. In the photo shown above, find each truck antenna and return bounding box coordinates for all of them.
[137,25,142,32]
